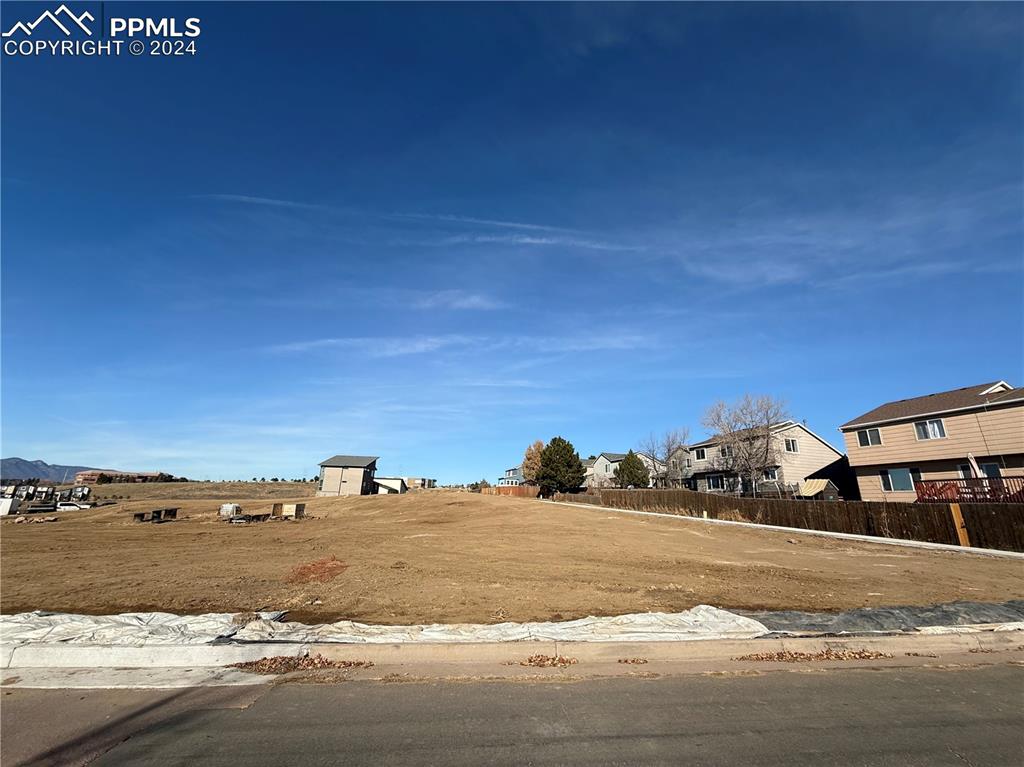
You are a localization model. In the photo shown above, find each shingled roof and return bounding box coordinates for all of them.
[318,455,379,468]
[839,381,1021,429]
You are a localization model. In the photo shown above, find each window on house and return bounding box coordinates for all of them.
[981,463,1002,479]
[857,428,882,447]
[694,448,706,461]
[763,468,778,481]
[720,446,733,458]
[784,438,799,453]
[880,467,921,492]
[958,464,972,479]
[670,459,678,470]
[914,419,946,440]
[707,474,724,490]
[685,458,692,468]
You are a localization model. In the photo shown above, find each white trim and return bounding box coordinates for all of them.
[979,381,1012,396]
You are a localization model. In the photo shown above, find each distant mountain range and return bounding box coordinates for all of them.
[1,458,109,482]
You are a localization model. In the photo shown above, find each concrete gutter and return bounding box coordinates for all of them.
[3,629,1020,671]
[543,499,1024,559]
[3,633,1021,689]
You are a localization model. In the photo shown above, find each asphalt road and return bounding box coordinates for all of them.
[4,665,1022,766]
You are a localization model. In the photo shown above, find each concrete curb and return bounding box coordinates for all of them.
[543,499,1024,559]
[2,642,308,669]
[3,631,1020,670]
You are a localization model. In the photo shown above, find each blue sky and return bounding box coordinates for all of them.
[2,2,1022,482]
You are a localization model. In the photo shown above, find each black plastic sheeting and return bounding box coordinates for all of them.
[738,600,1024,636]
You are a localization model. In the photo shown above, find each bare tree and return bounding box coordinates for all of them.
[701,395,790,497]
[638,427,691,488]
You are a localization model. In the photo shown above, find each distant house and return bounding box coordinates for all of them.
[839,381,1024,502]
[375,477,408,494]
[74,470,171,485]
[586,452,664,489]
[688,421,844,495]
[498,466,524,486]
[404,477,437,490]
[316,455,378,497]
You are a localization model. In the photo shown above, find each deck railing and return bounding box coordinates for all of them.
[915,476,1024,504]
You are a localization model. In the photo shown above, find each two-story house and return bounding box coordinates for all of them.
[497,465,524,486]
[687,421,844,495]
[838,381,1024,502]
[586,452,664,489]
[317,455,378,496]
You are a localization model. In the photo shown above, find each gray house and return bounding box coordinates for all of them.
[317,455,378,496]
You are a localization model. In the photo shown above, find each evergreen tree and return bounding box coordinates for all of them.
[614,450,650,489]
[536,436,585,494]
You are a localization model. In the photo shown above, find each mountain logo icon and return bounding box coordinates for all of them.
[2,4,94,38]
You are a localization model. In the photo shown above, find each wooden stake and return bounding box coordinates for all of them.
[949,503,971,547]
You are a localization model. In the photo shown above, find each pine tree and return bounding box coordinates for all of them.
[522,440,544,485]
[536,436,585,494]
[614,450,650,489]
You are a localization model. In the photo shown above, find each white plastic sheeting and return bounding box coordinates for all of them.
[0,611,284,647]
[1,606,769,646]
[232,605,771,643]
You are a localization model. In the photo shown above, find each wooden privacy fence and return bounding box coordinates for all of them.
[550,488,1024,553]
[481,485,541,498]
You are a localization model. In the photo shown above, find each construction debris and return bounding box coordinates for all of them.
[218,503,270,523]
[271,503,306,519]
[133,508,178,523]
[733,648,894,663]
[617,657,649,664]
[517,654,578,668]
[229,654,373,674]
[11,516,60,524]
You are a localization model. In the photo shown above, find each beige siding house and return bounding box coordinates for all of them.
[586,452,664,489]
[688,421,844,495]
[839,381,1024,502]
[316,455,378,497]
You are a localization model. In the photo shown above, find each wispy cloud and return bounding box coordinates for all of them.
[389,212,570,232]
[194,194,326,210]
[443,233,641,252]
[268,334,480,356]
[269,331,658,358]
[412,290,506,310]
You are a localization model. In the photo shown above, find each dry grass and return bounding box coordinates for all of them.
[734,649,895,662]
[87,481,316,502]
[2,490,1022,624]
[229,654,373,674]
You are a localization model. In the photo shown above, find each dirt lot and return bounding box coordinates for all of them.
[2,489,1021,624]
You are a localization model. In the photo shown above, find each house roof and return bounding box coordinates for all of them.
[319,455,379,468]
[839,381,1020,429]
[599,452,628,462]
[690,421,796,449]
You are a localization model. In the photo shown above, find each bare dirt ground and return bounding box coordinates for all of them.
[2,489,1021,624]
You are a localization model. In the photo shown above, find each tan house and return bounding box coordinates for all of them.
[687,421,844,495]
[316,455,378,497]
[839,381,1024,502]
[585,452,665,489]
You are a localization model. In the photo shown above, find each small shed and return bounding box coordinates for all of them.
[374,477,408,495]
